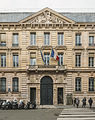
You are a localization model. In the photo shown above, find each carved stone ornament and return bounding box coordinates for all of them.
[28,11,65,24]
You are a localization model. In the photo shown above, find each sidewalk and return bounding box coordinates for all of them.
[37,104,95,109]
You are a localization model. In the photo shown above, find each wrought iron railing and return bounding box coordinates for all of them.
[27,65,66,71]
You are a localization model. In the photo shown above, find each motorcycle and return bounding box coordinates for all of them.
[1,100,6,110]
[5,101,12,110]
[25,101,31,109]
[18,100,25,109]
[32,101,36,109]
[12,100,18,109]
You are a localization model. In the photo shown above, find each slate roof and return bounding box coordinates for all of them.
[0,12,95,23]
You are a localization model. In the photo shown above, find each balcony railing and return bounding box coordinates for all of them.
[27,65,67,72]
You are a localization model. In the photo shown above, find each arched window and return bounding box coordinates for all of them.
[0,77,6,92]
[12,77,19,92]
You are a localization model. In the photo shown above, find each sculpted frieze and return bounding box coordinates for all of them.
[28,11,66,24]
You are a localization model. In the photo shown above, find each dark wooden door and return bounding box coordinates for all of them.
[40,76,53,105]
[30,88,36,104]
[58,88,63,104]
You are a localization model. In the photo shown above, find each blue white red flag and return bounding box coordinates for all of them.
[51,48,59,61]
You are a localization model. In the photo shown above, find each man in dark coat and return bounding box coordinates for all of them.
[88,98,93,108]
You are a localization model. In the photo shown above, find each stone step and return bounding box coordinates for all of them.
[60,112,95,115]
[57,117,95,120]
[59,114,95,117]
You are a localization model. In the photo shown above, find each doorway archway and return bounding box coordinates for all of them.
[40,76,53,105]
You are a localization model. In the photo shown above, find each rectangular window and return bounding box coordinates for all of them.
[13,54,19,67]
[0,54,6,67]
[30,33,36,45]
[12,33,19,46]
[75,77,81,91]
[44,33,50,45]
[0,33,6,46]
[58,53,63,66]
[89,36,94,46]
[30,53,36,65]
[12,78,19,92]
[75,33,81,46]
[0,78,6,92]
[58,33,64,45]
[75,54,81,67]
[89,55,94,67]
[89,77,94,91]
[44,53,50,65]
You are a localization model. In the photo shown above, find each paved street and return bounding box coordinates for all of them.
[0,109,62,120]
[57,107,95,120]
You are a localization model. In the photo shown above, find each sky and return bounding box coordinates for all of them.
[0,0,95,12]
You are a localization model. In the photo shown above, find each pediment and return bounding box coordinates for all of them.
[19,8,75,24]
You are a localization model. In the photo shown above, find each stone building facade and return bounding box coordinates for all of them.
[0,7,95,105]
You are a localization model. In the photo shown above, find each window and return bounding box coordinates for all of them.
[0,33,6,46]
[12,77,19,92]
[30,53,36,65]
[58,33,64,45]
[44,33,50,45]
[75,33,81,46]
[89,36,94,46]
[58,53,63,66]
[30,33,36,45]
[12,33,18,46]
[89,54,94,67]
[0,54,6,67]
[44,53,50,65]
[0,78,6,92]
[75,54,81,67]
[75,77,81,91]
[13,54,19,67]
[89,77,94,91]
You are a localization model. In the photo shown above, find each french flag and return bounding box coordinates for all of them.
[51,48,59,61]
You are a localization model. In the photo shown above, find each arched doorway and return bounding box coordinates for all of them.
[40,76,53,105]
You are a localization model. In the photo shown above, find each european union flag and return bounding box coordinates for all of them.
[40,50,45,63]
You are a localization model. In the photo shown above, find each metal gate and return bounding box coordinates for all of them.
[40,76,53,105]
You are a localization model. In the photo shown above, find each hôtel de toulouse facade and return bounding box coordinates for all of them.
[0,7,95,106]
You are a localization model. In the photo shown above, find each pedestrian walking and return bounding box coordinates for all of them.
[82,97,86,108]
[76,98,80,108]
[88,97,93,108]
[73,97,76,107]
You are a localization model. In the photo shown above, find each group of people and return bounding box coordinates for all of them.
[73,97,93,108]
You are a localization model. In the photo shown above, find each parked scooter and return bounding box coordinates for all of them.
[32,101,36,109]
[1,100,6,110]
[5,100,12,110]
[18,100,25,109]
[25,101,31,109]
[12,99,18,109]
